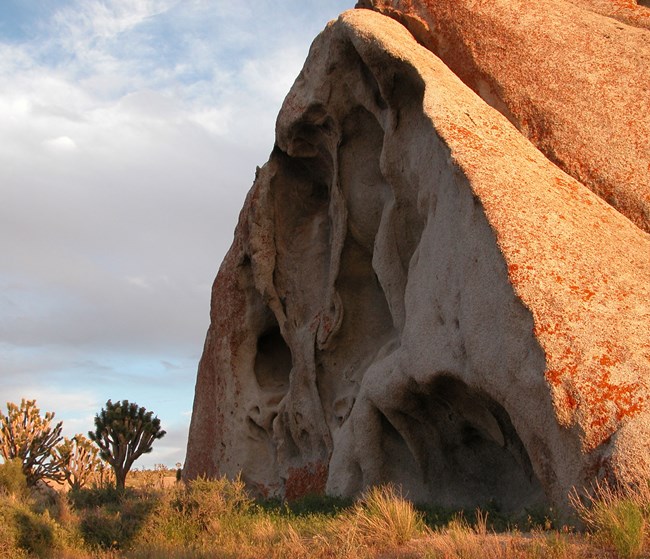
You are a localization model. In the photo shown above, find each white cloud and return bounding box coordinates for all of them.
[43,135,77,151]
[189,106,232,136]
[126,276,151,289]
[0,43,34,73]
[0,386,101,441]
[52,0,177,48]
[0,0,352,469]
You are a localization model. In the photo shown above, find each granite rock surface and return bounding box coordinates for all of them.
[184,8,650,512]
[357,0,650,233]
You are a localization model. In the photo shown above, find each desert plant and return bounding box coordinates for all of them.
[55,434,102,491]
[88,400,166,492]
[0,458,28,498]
[348,484,424,548]
[79,492,155,551]
[131,474,258,553]
[0,500,27,559]
[571,479,647,559]
[0,399,64,486]
[0,493,77,559]
[174,475,253,525]
[132,463,171,491]
[92,460,116,489]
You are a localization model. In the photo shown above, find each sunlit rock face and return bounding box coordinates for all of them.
[356,0,650,234]
[184,9,650,513]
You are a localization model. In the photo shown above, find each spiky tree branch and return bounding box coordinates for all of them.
[55,434,102,491]
[0,399,64,486]
[88,399,166,491]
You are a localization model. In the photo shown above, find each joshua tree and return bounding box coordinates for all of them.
[55,434,102,491]
[88,399,166,491]
[0,399,64,486]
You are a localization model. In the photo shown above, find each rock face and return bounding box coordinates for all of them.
[357,0,650,233]
[570,0,650,30]
[184,8,650,513]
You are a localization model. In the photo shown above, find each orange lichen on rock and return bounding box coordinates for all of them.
[443,89,650,451]
[547,344,646,449]
[357,0,650,233]
[573,0,650,29]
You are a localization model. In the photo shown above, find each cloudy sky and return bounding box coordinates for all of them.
[0,0,352,469]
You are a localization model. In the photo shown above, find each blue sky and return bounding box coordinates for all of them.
[0,0,352,469]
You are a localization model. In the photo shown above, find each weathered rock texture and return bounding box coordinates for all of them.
[357,0,650,233]
[571,0,650,30]
[185,8,650,512]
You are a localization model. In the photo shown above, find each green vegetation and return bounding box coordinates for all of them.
[2,396,649,558]
[0,459,28,498]
[571,479,649,559]
[0,398,163,493]
[349,484,424,547]
[0,472,648,558]
[88,400,167,492]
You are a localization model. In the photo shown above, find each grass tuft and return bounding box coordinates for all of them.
[348,484,425,548]
[571,479,648,559]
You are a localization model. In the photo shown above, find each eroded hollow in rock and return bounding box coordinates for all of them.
[254,325,292,392]
[379,375,546,511]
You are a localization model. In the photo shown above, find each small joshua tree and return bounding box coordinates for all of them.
[88,399,166,491]
[0,399,64,486]
[55,434,102,491]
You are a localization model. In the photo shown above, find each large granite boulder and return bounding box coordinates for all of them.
[357,0,650,233]
[184,9,650,513]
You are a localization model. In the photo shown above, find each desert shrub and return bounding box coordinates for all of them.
[0,459,28,499]
[0,498,26,559]
[0,494,79,559]
[257,493,353,517]
[79,507,128,550]
[358,484,424,545]
[591,498,644,558]
[77,490,155,550]
[0,535,27,559]
[68,485,123,509]
[432,516,479,559]
[428,509,576,559]
[571,480,648,559]
[339,484,424,549]
[170,474,252,532]
[286,493,353,516]
[133,475,254,550]
[528,530,571,559]
[14,508,56,557]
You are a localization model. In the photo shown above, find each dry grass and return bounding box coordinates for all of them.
[348,484,425,547]
[570,479,649,559]
[3,472,650,559]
